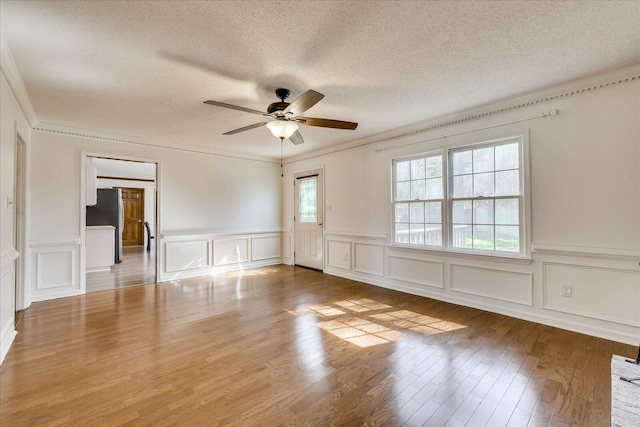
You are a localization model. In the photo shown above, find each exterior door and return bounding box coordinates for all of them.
[121,188,144,246]
[294,170,323,270]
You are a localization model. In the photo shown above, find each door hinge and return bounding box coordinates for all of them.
[294,216,296,222]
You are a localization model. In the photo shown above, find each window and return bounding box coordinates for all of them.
[392,136,527,257]
[393,154,444,246]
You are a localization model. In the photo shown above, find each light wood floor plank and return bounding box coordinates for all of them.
[1,265,635,426]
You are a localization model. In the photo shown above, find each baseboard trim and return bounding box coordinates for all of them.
[0,321,17,366]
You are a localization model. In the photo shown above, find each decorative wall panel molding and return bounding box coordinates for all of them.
[165,240,210,273]
[326,240,352,270]
[251,235,281,261]
[450,263,532,306]
[388,256,444,288]
[30,242,80,301]
[354,243,384,276]
[213,238,249,266]
[542,262,640,327]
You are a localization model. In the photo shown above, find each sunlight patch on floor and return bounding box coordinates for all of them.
[285,297,467,348]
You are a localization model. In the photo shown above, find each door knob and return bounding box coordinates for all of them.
[138,220,142,222]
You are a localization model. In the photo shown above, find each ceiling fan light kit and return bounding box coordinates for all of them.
[204,88,358,146]
[266,120,298,140]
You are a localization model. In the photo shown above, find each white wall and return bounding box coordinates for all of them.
[283,67,640,345]
[28,130,283,301]
[0,71,30,364]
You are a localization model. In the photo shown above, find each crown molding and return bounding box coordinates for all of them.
[33,122,279,164]
[0,31,38,127]
[286,64,640,164]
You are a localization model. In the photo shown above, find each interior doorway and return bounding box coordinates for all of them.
[14,134,27,324]
[294,169,324,270]
[84,156,157,292]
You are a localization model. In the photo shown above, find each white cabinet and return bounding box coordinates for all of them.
[86,226,114,271]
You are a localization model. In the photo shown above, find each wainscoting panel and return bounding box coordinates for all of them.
[450,264,532,306]
[388,256,444,288]
[327,240,351,270]
[30,242,80,301]
[213,238,249,266]
[543,262,640,327]
[0,252,18,364]
[165,240,210,273]
[251,235,281,261]
[354,243,384,276]
[282,232,292,262]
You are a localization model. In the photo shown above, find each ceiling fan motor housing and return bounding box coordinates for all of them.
[267,101,290,116]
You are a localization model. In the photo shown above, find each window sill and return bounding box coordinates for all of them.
[388,244,533,265]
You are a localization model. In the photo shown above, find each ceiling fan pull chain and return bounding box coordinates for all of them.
[280,138,284,177]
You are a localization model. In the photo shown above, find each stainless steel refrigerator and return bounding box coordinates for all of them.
[86,188,124,263]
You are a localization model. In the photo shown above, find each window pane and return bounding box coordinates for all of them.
[473,225,494,250]
[426,156,442,178]
[453,175,473,198]
[411,158,426,180]
[473,172,494,197]
[495,199,519,225]
[396,223,409,244]
[452,225,471,248]
[495,170,520,196]
[473,147,494,173]
[410,202,424,223]
[409,224,424,245]
[425,178,443,200]
[299,178,317,222]
[396,182,410,201]
[495,143,519,171]
[395,203,409,223]
[453,151,472,175]
[473,199,494,224]
[411,179,426,200]
[396,160,410,181]
[425,225,442,246]
[496,226,519,252]
[452,200,472,224]
[425,201,441,223]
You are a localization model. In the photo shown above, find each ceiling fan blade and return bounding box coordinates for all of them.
[289,130,304,145]
[223,121,269,135]
[283,90,324,116]
[297,117,358,130]
[204,100,265,116]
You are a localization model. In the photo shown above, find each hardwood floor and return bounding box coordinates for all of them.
[86,246,155,293]
[1,265,634,426]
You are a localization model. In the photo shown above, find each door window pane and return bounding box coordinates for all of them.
[299,178,317,223]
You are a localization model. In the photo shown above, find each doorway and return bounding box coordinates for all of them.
[84,156,157,292]
[294,169,324,270]
[14,134,27,324]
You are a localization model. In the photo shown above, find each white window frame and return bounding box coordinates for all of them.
[391,134,531,260]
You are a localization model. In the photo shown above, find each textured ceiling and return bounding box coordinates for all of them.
[1,1,639,160]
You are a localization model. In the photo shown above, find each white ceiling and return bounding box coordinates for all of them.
[1,1,639,160]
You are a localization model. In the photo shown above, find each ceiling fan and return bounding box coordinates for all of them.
[204,88,358,145]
